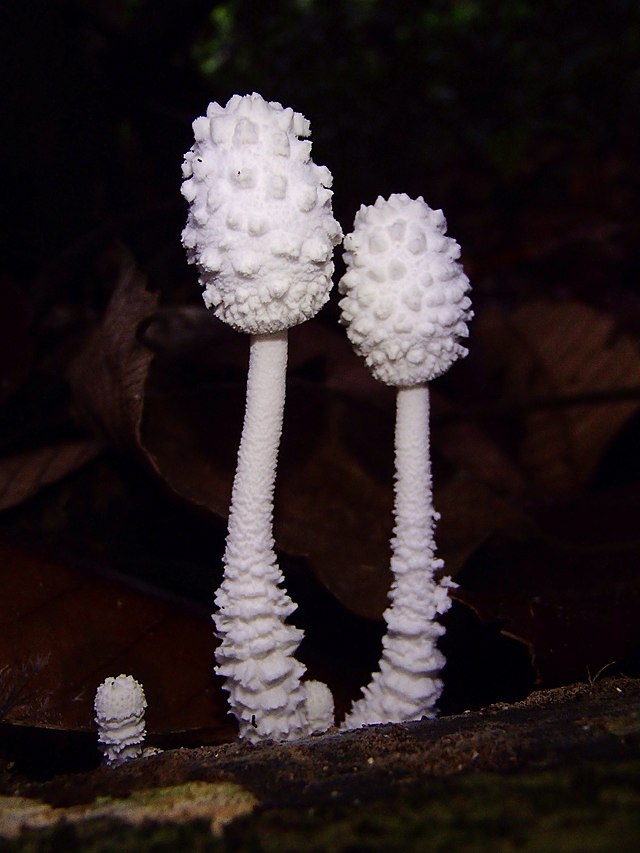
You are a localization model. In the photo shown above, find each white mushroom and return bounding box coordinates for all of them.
[181,93,342,742]
[94,674,147,765]
[338,194,472,728]
[303,679,336,735]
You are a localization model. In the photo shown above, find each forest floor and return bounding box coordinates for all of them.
[1,677,639,851]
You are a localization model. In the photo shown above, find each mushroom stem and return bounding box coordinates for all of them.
[214,331,309,742]
[343,383,454,728]
[225,332,289,572]
[392,384,439,571]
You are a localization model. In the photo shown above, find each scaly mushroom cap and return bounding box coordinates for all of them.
[94,674,147,724]
[338,194,472,386]
[181,93,342,334]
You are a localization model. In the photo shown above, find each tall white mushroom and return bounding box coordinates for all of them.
[181,93,342,742]
[338,194,472,728]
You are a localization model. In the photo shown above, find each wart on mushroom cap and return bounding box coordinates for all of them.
[338,194,472,728]
[181,93,341,743]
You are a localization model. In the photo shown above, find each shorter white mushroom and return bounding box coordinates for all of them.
[94,674,147,766]
[338,194,472,728]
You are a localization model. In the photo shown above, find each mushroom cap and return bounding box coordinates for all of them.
[181,93,342,334]
[94,674,147,723]
[338,194,472,386]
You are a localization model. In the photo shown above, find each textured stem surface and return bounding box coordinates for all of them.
[214,332,308,742]
[224,332,288,572]
[343,384,454,729]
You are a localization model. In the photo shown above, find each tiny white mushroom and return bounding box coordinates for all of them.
[94,674,147,766]
[303,680,335,735]
[338,194,472,728]
[182,93,342,742]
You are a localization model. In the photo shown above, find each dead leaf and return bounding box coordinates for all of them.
[0,277,33,405]
[454,481,640,686]
[480,301,640,493]
[433,403,528,500]
[0,248,158,515]
[0,538,235,739]
[277,382,395,618]
[436,474,535,576]
[138,304,249,381]
[0,438,104,512]
[68,250,158,452]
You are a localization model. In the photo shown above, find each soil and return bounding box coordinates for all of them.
[1,677,639,850]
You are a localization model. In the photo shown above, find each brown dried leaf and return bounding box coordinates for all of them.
[68,250,158,452]
[480,301,640,493]
[276,383,394,618]
[434,407,528,500]
[455,482,640,687]
[0,277,33,405]
[436,474,535,576]
[0,438,104,512]
[139,304,248,380]
[0,538,235,739]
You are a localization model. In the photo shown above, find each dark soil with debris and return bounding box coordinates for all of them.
[2,677,639,850]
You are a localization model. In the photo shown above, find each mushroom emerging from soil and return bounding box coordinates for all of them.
[94,674,147,765]
[338,194,472,728]
[181,93,342,742]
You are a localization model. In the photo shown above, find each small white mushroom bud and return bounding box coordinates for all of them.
[303,680,335,735]
[94,674,147,766]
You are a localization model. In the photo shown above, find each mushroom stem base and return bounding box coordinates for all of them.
[343,383,454,729]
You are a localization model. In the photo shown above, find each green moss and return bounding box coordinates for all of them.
[4,761,640,851]
[0,782,256,851]
[226,759,640,852]
[4,818,222,852]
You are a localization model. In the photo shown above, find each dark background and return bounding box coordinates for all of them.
[3,0,639,291]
